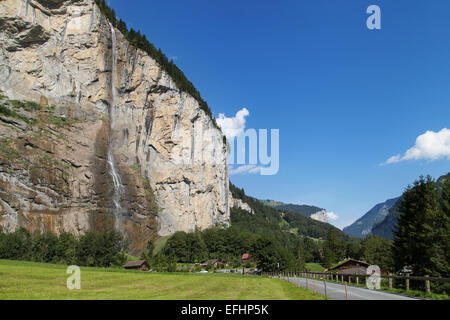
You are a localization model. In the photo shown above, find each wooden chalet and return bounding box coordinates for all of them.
[123,260,150,271]
[328,258,370,275]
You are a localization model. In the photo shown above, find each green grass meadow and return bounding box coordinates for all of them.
[304,263,325,272]
[0,260,324,300]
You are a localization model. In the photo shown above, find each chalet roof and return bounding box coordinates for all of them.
[242,254,250,260]
[124,260,147,268]
[329,258,370,271]
[337,267,368,275]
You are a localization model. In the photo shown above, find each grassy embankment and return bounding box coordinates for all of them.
[0,260,325,300]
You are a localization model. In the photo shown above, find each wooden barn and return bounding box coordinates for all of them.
[123,260,150,271]
[328,258,370,275]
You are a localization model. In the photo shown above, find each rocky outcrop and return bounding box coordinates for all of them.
[0,0,230,252]
[310,210,328,223]
[228,194,254,215]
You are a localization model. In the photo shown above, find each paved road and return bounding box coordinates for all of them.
[279,276,418,300]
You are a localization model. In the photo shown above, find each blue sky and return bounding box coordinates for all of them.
[108,0,450,229]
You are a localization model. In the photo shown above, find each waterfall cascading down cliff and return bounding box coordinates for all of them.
[107,24,125,234]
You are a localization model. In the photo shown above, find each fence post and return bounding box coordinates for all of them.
[389,274,393,289]
[345,282,348,300]
[306,278,309,289]
[356,276,359,285]
[314,280,317,294]
[324,280,327,300]
[406,275,410,291]
[425,275,431,295]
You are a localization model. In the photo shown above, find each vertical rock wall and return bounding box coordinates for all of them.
[0,0,230,252]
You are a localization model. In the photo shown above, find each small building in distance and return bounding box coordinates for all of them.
[123,260,150,271]
[242,253,252,265]
[328,258,370,275]
[200,259,225,268]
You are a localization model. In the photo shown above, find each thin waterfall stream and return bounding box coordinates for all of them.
[108,24,125,233]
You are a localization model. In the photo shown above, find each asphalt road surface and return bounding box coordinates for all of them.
[280,276,418,300]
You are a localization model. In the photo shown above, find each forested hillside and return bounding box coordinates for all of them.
[140,184,357,272]
[229,184,350,242]
[260,200,324,218]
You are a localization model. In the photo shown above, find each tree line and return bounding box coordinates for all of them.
[140,226,299,272]
[0,228,127,267]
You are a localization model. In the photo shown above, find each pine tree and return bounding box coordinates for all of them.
[393,175,448,279]
[360,235,393,271]
[323,227,342,268]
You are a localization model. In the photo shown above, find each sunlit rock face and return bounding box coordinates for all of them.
[310,210,328,223]
[0,0,230,252]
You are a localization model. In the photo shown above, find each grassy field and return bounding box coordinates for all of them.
[0,260,325,300]
[305,263,325,272]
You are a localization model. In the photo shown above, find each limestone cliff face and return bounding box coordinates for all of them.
[228,194,254,215]
[0,0,230,252]
[310,210,328,223]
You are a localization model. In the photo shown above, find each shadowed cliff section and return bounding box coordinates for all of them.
[0,96,158,254]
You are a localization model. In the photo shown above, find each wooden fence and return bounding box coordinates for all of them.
[260,271,450,295]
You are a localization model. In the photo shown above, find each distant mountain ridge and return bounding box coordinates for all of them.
[260,200,327,222]
[370,199,402,239]
[343,197,400,238]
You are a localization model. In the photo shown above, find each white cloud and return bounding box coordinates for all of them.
[327,211,339,222]
[229,164,262,175]
[216,108,249,139]
[382,128,450,165]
